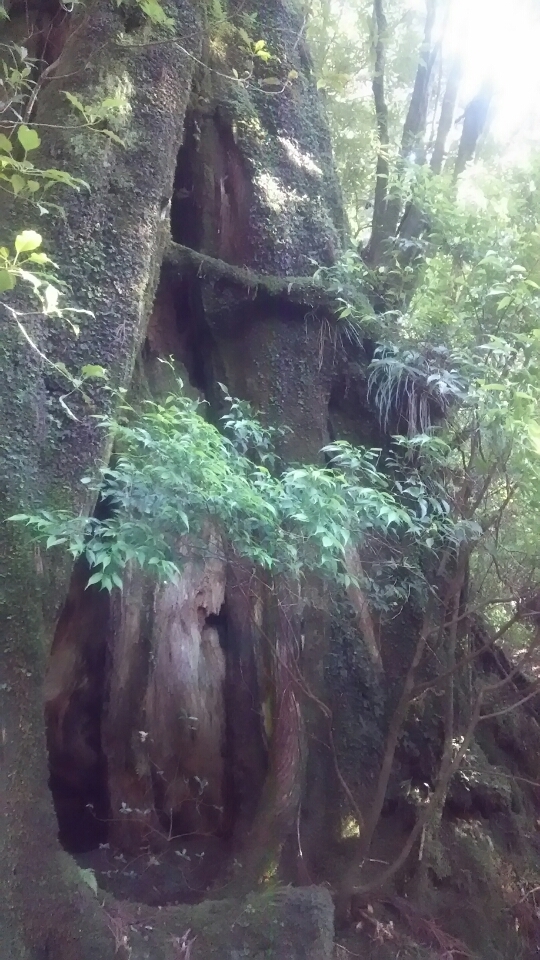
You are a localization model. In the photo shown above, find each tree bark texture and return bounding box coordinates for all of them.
[0,0,203,954]
[0,0,354,951]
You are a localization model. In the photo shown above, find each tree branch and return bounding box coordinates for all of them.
[162,241,337,311]
[412,610,522,698]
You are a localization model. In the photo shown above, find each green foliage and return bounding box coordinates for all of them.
[10,385,453,596]
[309,122,540,646]
[0,45,87,209]
[368,344,467,436]
[63,92,127,146]
[0,116,87,210]
[314,249,382,343]
[78,868,98,896]
[207,0,279,84]
[1,230,60,303]
[0,229,97,399]
[0,41,97,394]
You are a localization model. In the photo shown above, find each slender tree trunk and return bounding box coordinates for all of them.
[453,81,494,180]
[431,57,461,174]
[366,0,438,266]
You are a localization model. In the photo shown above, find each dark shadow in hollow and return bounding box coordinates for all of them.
[170,109,201,250]
[45,559,110,853]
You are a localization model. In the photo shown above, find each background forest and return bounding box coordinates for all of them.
[3,0,540,959]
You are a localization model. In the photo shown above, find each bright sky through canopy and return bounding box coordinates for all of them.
[443,0,540,149]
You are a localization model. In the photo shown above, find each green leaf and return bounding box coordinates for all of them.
[0,134,13,153]
[15,230,42,253]
[238,27,251,47]
[54,362,71,379]
[81,364,108,380]
[0,269,15,292]
[139,0,174,27]
[46,535,67,548]
[86,571,104,587]
[99,129,125,147]
[17,125,41,152]
[64,91,87,115]
[28,252,51,265]
[78,868,98,895]
[496,295,512,312]
[10,174,25,196]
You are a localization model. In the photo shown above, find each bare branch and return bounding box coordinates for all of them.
[479,681,540,721]
[345,548,382,670]
[354,689,484,895]
[412,611,522,699]
[356,601,439,858]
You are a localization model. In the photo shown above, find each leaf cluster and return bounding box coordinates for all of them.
[10,386,455,596]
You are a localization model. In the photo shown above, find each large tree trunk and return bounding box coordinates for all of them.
[0,0,202,954]
[0,0,349,952]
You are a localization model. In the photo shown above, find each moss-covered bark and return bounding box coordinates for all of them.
[174,0,351,882]
[1,0,367,951]
[0,1,202,954]
[49,0,353,899]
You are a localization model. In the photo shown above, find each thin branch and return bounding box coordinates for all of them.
[356,601,438,860]
[354,690,484,895]
[345,547,382,670]
[479,681,540,722]
[412,611,522,699]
